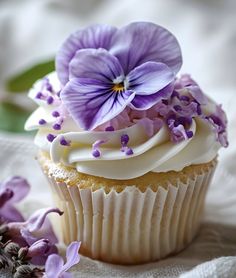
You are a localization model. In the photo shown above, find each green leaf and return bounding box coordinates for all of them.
[0,102,32,133]
[5,59,55,93]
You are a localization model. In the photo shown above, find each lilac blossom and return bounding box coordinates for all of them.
[57,22,182,130]
[0,176,30,223]
[7,207,63,265]
[44,241,81,278]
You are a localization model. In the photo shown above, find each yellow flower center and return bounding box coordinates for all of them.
[112,83,124,92]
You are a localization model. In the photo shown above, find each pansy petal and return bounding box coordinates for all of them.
[69,48,124,82]
[127,62,174,95]
[62,241,81,273]
[2,176,30,203]
[110,22,182,74]
[56,24,117,85]
[130,83,174,110]
[61,78,135,130]
[45,254,64,278]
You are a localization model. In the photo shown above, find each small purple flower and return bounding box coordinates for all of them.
[58,22,182,130]
[0,176,30,223]
[44,241,81,278]
[7,207,63,265]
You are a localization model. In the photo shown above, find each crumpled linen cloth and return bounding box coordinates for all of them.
[0,0,236,277]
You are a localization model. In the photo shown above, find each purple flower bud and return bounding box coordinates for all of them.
[121,134,129,146]
[52,111,60,118]
[105,126,115,131]
[47,134,56,142]
[47,96,54,105]
[92,149,101,158]
[52,123,61,130]
[27,239,50,258]
[38,119,46,125]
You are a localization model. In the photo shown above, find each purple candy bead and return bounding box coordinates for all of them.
[47,96,54,105]
[186,130,193,138]
[39,119,46,125]
[52,111,60,118]
[92,149,101,158]
[60,137,70,146]
[53,123,61,130]
[47,134,56,142]
[125,148,134,156]
[35,92,43,99]
[121,134,129,146]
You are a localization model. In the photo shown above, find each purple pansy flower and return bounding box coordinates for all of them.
[57,22,182,130]
[0,176,30,223]
[44,241,81,278]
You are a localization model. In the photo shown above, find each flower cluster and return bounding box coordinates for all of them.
[0,177,81,278]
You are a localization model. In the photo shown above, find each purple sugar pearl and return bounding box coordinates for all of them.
[125,148,134,156]
[46,83,53,92]
[186,130,193,138]
[47,134,56,142]
[35,92,43,99]
[60,137,70,146]
[39,119,46,125]
[121,134,129,146]
[52,111,60,118]
[53,123,61,130]
[92,149,101,158]
[47,96,54,105]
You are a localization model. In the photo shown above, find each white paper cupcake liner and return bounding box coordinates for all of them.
[47,163,216,264]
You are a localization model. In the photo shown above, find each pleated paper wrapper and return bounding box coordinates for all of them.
[46,162,216,264]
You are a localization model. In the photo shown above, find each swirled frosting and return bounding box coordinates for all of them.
[25,72,226,180]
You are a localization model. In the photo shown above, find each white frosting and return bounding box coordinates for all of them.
[25,72,220,180]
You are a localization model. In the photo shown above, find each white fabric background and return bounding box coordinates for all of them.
[0,0,236,277]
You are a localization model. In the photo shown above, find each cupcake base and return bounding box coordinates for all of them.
[39,151,217,264]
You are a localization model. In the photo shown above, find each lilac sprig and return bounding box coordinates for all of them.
[0,176,82,277]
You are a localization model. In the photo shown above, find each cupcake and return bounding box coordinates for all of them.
[25,22,228,264]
